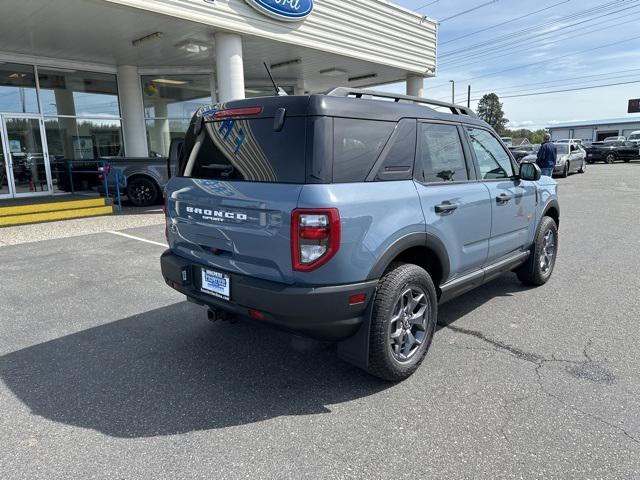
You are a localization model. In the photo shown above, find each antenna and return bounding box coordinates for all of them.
[263,62,288,96]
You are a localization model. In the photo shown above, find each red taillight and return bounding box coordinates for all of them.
[208,106,263,120]
[300,227,329,240]
[291,208,340,272]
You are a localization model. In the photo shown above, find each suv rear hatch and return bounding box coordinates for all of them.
[166,97,310,285]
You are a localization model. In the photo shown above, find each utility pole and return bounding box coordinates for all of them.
[467,85,471,108]
[449,80,455,104]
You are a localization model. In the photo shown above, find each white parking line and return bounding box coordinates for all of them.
[107,230,167,248]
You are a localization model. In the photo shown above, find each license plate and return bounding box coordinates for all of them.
[201,269,230,300]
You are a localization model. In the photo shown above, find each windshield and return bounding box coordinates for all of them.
[629,133,640,140]
[555,144,569,154]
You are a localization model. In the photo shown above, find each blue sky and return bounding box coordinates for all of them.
[384,0,640,129]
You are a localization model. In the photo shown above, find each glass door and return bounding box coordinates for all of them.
[0,128,10,198]
[0,115,52,198]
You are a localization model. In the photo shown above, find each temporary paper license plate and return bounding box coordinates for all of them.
[201,269,230,300]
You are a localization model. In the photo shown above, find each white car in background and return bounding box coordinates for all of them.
[627,131,640,146]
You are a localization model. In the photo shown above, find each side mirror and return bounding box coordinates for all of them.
[167,138,184,179]
[520,161,541,181]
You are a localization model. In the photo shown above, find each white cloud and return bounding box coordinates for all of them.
[508,120,534,128]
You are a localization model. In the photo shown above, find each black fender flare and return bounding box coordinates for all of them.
[542,199,560,228]
[366,232,451,283]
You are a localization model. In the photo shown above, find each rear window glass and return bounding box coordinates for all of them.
[333,118,395,182]
[185,117,306,183]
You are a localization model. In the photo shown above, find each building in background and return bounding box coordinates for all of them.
[0,0,437,200]
[548,117,640,142]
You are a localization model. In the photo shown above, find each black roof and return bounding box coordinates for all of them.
[219,89,490,128]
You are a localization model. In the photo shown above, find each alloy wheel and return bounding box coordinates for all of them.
[389,286,429,363]
[539,229,556,274]
[130,181,155,205]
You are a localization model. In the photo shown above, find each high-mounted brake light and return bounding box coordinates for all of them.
[207,106,264,120]
[291,209,340,272]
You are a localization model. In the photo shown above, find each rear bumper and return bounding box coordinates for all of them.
[161,250,377,340]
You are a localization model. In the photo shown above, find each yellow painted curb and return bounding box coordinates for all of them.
[0,206,113,227]
[0,198,107,217]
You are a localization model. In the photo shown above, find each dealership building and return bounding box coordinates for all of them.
[0,0,437,201]
[548,117,640,142]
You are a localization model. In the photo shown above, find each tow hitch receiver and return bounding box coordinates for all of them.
[207,308,237,323]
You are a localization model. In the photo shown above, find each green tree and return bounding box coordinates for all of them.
[530,129,546,144]
[476,93,509,134]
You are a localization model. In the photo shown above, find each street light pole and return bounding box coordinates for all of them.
[449,80,455,104]
[467,84,471,108]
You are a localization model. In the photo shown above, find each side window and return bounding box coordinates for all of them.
[418,123,469,183]
[333,118,395,183]
[374,118,416,181]
[467,128,515,180]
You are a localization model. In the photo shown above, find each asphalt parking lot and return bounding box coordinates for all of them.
[1,163,639,479]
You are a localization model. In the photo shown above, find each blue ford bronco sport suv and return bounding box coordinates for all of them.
[161,88,559,381]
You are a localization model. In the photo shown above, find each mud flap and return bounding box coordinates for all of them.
[336,300,375,370]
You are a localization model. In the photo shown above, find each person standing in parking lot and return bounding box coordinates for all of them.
[537,133,557,177]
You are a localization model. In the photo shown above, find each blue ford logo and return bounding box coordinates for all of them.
[245,0,313,22]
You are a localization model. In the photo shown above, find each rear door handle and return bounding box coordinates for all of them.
[435,202,459,213]
[496,194,513,203]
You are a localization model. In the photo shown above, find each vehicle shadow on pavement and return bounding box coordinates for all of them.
[0,301,388,438]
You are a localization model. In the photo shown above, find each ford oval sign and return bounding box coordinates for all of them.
[245,0,313,22]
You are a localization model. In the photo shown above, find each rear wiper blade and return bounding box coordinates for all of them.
[201,164,234,171]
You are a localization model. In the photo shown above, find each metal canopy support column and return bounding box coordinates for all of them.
[117,65,148,157]
[406,74,424,98]
[215,32,245,103]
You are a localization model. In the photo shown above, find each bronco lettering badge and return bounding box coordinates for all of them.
[185,206,248,222]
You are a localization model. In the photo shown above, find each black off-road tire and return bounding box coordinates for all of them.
[368,262,438,382]
[516,216,558,286]
[127,176,160,207]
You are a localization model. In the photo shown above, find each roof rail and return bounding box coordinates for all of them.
[325,87,476,117]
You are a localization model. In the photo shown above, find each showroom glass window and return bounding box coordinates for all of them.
[141,75,211,157]
[38,68,123,192]
[0,63,40,114]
